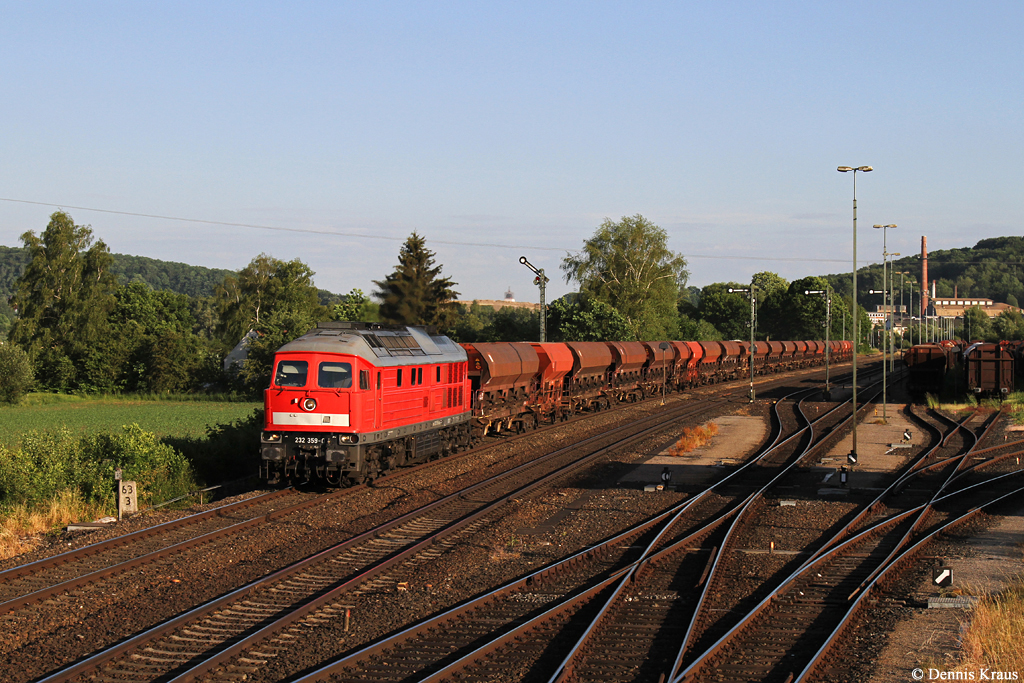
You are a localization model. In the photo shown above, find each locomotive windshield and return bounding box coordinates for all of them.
[275,360,308,387]
[318,362,353,388]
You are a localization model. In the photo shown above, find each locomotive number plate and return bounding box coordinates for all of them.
[293,436,327,445]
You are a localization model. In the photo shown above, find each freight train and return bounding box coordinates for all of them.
[963,342,1014,396]
[904,339,1022,397]
[259,322,853,486]
[903,342,958,395]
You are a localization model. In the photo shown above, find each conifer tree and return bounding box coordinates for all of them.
[374,233,459,328]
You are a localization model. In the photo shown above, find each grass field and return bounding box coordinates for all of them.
[0,394,262,445]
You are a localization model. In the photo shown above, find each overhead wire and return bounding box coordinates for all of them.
[0,196,855,264]
[3,196,1020,268]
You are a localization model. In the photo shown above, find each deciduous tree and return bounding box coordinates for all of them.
[9,211,117,390]
[0,343,33,403]
[333,288,380,322]
[217,254,325,348]
[993,309,1024,341]
[696,283,750,340]
[561,215,688,340]
[547,295,631,342]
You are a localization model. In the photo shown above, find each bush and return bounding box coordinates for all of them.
[0,344,33,404]
[167,408,264,485]
[82,425,196,504]
[0,424,197,512]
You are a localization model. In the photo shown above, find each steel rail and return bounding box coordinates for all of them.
[794,480,1024,683]
[800,405,976,568]
[668,381,884,679]
[672,411,1021,682]
[286,496,742,683]
[823,409,1001,603]
[672,504,925,682]
[0,488,343,616]
[505,382,876,683]
[172,382,831,679]
[230,364,881,683]
[36,390,728,683]
[0,488,293,585]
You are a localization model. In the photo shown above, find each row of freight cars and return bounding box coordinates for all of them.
[466,339,853,437]
[904,340,1019,397]
[260,322,853,486]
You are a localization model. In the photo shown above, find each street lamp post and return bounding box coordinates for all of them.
[869,287,889,420]
[839,165,872,467]
[873,224,897,372]
[519,257,549,343]
[888,253,901,372]
[894,271,908,353]
[728,285,757,403]
[805,288,833,399]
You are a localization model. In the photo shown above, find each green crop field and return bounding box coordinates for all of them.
[0,395,262,445]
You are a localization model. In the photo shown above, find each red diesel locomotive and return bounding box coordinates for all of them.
[260,322,471,486]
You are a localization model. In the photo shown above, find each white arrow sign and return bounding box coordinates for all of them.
[935,569,951,584]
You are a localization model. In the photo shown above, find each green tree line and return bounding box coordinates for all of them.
[2,211,1020,405]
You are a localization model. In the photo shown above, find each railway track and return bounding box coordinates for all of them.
[259,363,1024,683]
[0,358,868,682]
[32,379,740,683]
[672,406,1023,682]
[262,380,874,682]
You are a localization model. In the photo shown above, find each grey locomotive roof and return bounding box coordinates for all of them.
[275,322,467,368]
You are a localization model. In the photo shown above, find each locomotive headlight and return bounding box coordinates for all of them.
[340,434,358,444]
[302,398,317,411]
[262,432,282,443]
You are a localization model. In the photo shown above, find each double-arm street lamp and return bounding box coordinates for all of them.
[887,253,901,372]
[804,287,833,400]
[838,165,872,467]
[873,224,897,373]
[728,285,758,403]
[893,270,910,350]
[519,257,549,343]
[868,286,890,421]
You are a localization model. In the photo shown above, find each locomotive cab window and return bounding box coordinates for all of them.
[275,360,308,387]
[318,362,352,388]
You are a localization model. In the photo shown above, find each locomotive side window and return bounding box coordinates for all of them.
[397,369,403,387]
[377,372,381,389]
[418,368,423,385]
[275,360,308,387]
[436,366,441,383]
[359,370,369,391]
[318,362,352,388]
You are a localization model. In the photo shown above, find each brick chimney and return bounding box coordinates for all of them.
[921,236,929,319]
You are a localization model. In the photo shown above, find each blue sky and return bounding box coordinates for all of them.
[1,2,1021,302]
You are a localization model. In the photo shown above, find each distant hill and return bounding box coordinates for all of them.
[0,246,236,302]
[822,236,1024,307]
[109,253,237,298]
[0,245,345,313]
